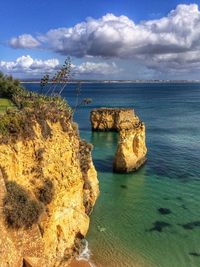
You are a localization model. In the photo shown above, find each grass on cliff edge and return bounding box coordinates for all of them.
[0,72,72,139]
[0,98,15,114]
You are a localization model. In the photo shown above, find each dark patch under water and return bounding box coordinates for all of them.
[147,221,172,232]
[120,185,128,189]
[181,204,188,210]
[176,197,184,201]
[163,197,170,200]
[189,252,200,257]
[148,159,199,183]
[158,208,172,215]
[181,221,200,230]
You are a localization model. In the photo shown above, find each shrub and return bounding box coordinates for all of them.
[0,72,71,112]
[37,179,54,205]
[0,73,24,99]
[3,181,43,228]
[0,110,36,141]
[79,140,92,173]
[37,117,52,139]
[35,148,45,161]
[0,71,75,143]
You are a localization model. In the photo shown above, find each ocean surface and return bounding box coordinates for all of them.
[24,83,200,267]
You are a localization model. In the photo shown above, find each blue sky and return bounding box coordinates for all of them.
[1,0,200,79]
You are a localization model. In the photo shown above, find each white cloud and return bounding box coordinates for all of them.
[8,4,200,74]
[74,62,120,75]
[144,52,200,73]
[0,55,59,76]
[36,4,200,60]
[0,56,120,77]
[10,34,40,49]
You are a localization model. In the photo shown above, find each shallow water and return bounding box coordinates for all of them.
[25,83,200,267]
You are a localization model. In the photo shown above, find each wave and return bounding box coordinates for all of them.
[77,239,96,267]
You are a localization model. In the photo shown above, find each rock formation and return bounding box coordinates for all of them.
[90,108,139,131]
[113,122,147,173]
[0,109,99,266]
[90,107,147,173]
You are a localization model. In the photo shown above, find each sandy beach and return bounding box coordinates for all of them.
[68,259,92,267]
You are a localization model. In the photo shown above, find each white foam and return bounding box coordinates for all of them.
[77,239,96,267]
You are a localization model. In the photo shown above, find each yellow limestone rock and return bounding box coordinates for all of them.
[90,108,139,131]
[0,119,99,267]
[90,107,147,173]
[113,122,147,173]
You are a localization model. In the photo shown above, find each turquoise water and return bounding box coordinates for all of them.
[25,83,200,267]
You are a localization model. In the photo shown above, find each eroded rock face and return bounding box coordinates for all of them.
[90,107,147,173]
[0,119,99,267]
[113,122,147,173]
[90,108,139,131]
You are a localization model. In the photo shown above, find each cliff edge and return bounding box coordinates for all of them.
[0,75,99,267]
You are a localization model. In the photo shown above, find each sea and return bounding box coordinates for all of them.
[24,82,200,267]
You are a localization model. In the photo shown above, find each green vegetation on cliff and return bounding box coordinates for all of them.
[0,72,72,141]
[0,98,14,114]
[3,181,43,228]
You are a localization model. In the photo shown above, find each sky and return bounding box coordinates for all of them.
[1,0,200,80]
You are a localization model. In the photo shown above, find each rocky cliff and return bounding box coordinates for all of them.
[90,107,147,173]
[0,114,99,266]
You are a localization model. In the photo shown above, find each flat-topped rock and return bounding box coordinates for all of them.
[90,107,139,131]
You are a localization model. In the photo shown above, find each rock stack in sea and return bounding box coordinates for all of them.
[90,107,139,131]
[90,107,147,173]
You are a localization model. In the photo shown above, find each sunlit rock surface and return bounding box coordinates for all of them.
[113,122,147,173]
[90,108,139,131]
[0,119,99,267]
[90,107,147,173]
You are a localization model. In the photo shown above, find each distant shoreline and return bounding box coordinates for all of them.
[20,80,200,84]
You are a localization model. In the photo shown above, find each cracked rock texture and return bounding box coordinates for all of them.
[90,108,139,131]
[0,119,99,267]
[113,122,147,173]
[90,107,147,173]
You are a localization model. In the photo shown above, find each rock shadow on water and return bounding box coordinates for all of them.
[94,156,114,173]
[146,221,172,233]
[148,163,196,183]
[158,208,172,215]
[180,221,200,230]
[91,131,118,147]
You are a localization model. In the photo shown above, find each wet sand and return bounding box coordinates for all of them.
[68,259,92,267]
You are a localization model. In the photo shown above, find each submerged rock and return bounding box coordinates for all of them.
[158,208,172,215]
[189,252,200,257]
[181,221,200,230]
[148,221,172,232]
[120,184,128,189]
